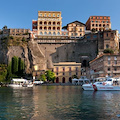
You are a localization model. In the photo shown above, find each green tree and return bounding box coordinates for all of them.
[72,74,78,79]
[45,70,56,83]
[2,25,7,30]
[39,74,46,81]
[12,56,18,74]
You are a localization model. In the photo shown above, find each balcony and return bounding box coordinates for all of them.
[113,71,120,73]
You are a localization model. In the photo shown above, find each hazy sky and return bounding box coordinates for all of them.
[0,0,120,31]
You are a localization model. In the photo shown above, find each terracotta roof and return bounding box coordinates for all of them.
[67,21,86,27]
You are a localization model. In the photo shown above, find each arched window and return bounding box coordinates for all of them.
[57,22,60,25]
[44,27,47,30]
[62,77,65,83]
[56,77,59,83]
[48,27,51,30]
[44,21,47,25]
[57,32,60,35]
[57,27,60,30]
[69,77,72,83]
[53,32,56,35]
[49,32,51,35]
[48,22,51,25]
[44,32,47,35]
[39,21,42,24]
[53,21,55,25]
[40,32,43,35]
[53,27,55,30]
[39,26,42,30]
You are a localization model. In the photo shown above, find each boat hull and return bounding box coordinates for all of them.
[82,84,94,90]
[93,84,120,91]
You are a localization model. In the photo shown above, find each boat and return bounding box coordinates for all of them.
[72,76,90,85]
[9,78,33,88]
[93,78,120,91]
[82,82,103,90]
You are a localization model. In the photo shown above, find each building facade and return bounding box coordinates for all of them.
[3,28,30,36]
[32,11,62,36]
[66,21,86,38]
[53,62,81,83]
[86,16,111,31]
[89,54,120,78]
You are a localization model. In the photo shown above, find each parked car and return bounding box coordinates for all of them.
[33,80,44,85]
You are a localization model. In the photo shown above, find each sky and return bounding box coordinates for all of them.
[0,0,120,32]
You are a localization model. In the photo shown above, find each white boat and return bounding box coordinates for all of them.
[72,76,90,85]
[93,78,120,91]
[9,78,33,88]
[82,82,103,90]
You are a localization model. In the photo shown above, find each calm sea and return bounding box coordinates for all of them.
[0,86,120,120]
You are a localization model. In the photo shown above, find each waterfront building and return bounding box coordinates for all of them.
[53,62,81,83]
[86,16,111,31]
[89,54,120,78]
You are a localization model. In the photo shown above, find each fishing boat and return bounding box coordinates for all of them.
[9,78,33,88]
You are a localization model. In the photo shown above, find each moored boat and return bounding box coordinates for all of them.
[8,78,33,88]
[93,78,120,91]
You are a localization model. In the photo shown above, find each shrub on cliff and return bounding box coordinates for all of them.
[103,48,114,54]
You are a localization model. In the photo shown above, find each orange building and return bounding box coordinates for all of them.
[86,16,111,31]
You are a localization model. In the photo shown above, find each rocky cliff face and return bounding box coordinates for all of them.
[0,39,47,74]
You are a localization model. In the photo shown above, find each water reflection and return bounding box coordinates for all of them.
[0,86,120,120]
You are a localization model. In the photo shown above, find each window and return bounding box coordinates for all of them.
[92,24,94,26]
[76,67,78,71]
[56,72,58,75]
[87,36,90,39]
[106,33,108,37]
[53,27,55,30]
[69,67,71,72]
[53,32,56,35]
[108,67,110,71]
[49,14,51,17]
[93,35,97,38]
[106,44,109,48]
[63,72,65,75]
[57,32,60,35]
[40,32,43,35]
[44,32,47,35]
[49,32,51,35]
[39,27,42,30]
[96,24,98,27]
[40,13,42,16]
[56,67,59,72]
[114,56,117,60]
[71,33,73,36]
[75,33,78,36]
[114,60,117,64]
[57,14,59,17]
[80,28,82,31]
[108,61,110,64]
[44,13,46,17]
[114,67,117,71]
[108,56,111,60]
[53,22,55,25]
[53,14,55,17]
[63,67,65,72]
[69,72,71,76]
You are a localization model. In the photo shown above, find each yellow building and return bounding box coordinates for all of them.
[53,62,81,83]
[37,11,62,36]
[67,21,86,38]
